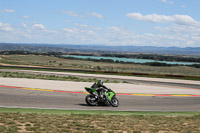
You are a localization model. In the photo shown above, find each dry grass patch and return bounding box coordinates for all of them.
[0,113,200,132]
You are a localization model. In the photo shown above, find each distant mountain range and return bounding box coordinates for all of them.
[0,43,200,55]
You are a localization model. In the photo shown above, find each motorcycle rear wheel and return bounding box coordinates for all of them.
[85,94,98,106]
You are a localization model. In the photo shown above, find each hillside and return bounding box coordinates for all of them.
[0,43,200,55]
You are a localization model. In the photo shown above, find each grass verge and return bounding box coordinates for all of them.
[0,71,121,83]
[0,107,200,132]
[1,65,200,81]
[0,107,200,116]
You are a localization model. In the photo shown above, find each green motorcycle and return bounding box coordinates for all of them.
[85,87,119,107]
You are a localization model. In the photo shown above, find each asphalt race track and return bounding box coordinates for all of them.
[1,86,200,111]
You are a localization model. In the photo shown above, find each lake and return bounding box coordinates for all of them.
[63,55,199,65]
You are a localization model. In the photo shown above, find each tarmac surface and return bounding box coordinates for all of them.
[0,86,200,111]
[0,78,200,111]
[0,77,200,95]
[0,70,200,111]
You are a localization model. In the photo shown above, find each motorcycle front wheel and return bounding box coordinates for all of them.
[85,94,98,106]
[110,96,119,107]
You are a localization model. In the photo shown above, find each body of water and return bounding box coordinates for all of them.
[63,55,199,65]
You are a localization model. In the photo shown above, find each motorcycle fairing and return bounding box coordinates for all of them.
[85,87,97,94]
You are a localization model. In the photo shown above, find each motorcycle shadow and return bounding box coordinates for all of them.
[78,104,112,107]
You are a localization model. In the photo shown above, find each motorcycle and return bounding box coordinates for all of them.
[85,87,119,107]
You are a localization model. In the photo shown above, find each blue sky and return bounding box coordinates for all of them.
[0,0,200,47]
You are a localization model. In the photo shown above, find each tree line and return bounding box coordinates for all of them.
[101,53,200,63]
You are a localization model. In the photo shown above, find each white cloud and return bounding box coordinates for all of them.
[63,27,98,43]
[21,23,28,28]
[145,33,154,37]
[73,23,90,28]
[155,24,200,34]
[1,20,200,47]
[63,27,95,35]
[103,25,200,47]
[127,13,200,26]
[65,21,102,31]
[155,24,200,47]
[0,9,15,13]
[107,26,121,32]
[32,24,46,30]
[23,16,30,19]
[63,11,104,19]
[88,12,104,18]
[160,0,174,4]
[63,28,79,33]
[63,11,84,18]
[0,22,13,31]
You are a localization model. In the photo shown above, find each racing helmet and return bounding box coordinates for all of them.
[98,80,103,85]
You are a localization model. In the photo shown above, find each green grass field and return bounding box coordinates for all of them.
[1,55,200,77]
[0,107,200,132]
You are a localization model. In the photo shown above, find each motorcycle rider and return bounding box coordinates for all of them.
[91,80,109,98]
